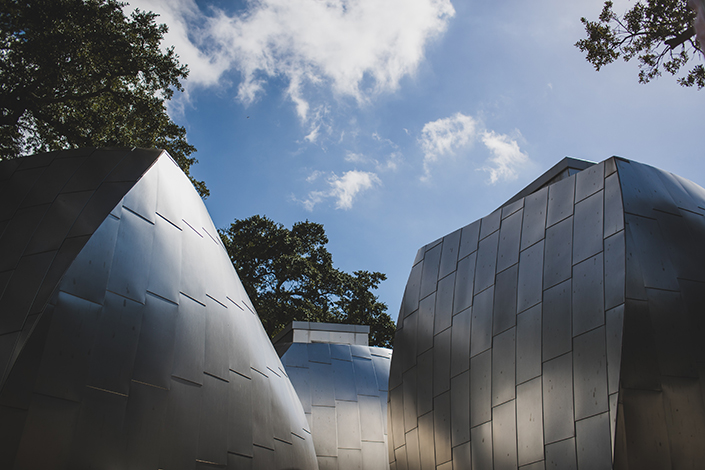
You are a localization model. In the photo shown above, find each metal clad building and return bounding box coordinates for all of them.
[275,322,392,470]
[0,149,318,469]
[387,157,705,470]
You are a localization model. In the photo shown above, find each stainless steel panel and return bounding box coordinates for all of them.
[0,251,54,335]
[620,299,660,390]
[67,181,136,238]
[572,327,608,421]
[362,441,388,470]
[354,356,380,396]
[416,293,435,357]
[310,361,336,406]
[179,220,208,304]
[605,305,624,393]
[658,210,705,283]
[228,370,254,458]
[470,350,492,427]
[450,370,470,448]
[493,264,518,335]
[492,399,518,470]
[434,391,452,465]
[61,149,126,193]
[333,358,358,401]
[338,448,363,470]
[574,162,604,203]
[401,428,421,470]
[497,210,522,273]
[609,392,617,463]
[416,349,434,416]
[433,328,451,397]
[458,220,481,259]
[204,297,231,381]
[517,241,544,313]
[572,191,603,265]
[159,377,201,470]
[521,187,548,251]
[542,353,574,444]
[543,217,572,289]
[439,229,461,279]
[311,406,338,457]
[453,252,476,315]
[661,377,705,468]
[146,215,182,304]
[394,445,408,469]
[502,198,524,219]
[435,273,455,335]
[121,156,158,224]
[104,148,161,184]
[604,157,617,176]
[331,343,352,362]
[603,173,624,238]
[519,461,545,470]
[646,288,696,378]
[250,369,274,451]
[616,158,679,216]
[546,175,575,228]
[542,280,571,362]
[603,231,625,311]
[24,191,93,255]
[470,421,493,470]
[403,367,418,433]
[452,441,471,470]
[402,262,423,318]
[309,342,332,364]
[480,209,502,240]
[0,203,49,271]
[492,327,516,407]
[624,223,648,301]
[228,452,253,470]
[571,253,604,337]
[575,412,611,470]
[470,286,494,357]
[516,377,543,466]
[336,400,361,449]
[359,394,385,442]
[198,373,229,466]
[420,244,442,299]
[474,231,499,294]
[516,304,542,385]
[624,214,679,290]
[544,438,576,470]
[450,307,471,377]
[390,385,406,453]
[287,366,311,414]
[400,310,418,373]
[418,411,435,470]
[131,293,178,390]
[172,293,206,385]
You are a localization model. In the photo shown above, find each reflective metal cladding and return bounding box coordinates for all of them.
[275,321,392,470]
[388,156,705,469]
[0,149,318,469]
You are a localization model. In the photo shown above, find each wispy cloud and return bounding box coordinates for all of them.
[419,112,531,183]
[127,0,455,125]
[299,170,380,210]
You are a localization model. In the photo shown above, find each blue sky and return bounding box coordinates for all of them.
[128,0,703,321]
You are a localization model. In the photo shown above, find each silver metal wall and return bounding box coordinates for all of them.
[0,149,318,469]
[387,157,705,470]
[276,322,392,470]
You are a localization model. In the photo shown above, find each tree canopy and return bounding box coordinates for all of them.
[575,0,704,89]
[219,215,396,348]
[0,0,207,196]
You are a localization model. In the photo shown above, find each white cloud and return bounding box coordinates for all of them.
[419,112,531,183]
[127,0,455,122]
[299,170,380,210]
[419,112,479,179]
[479,131,530,183]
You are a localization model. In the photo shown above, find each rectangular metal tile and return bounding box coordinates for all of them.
[416,349,434,417]
[492,327,516,407]
[471,422,493,470]
[493,264,518,335]
[310,362,336,406]
[23,191,93,255]
[453,252,476,315]
[646,288,697,377]
[516,304,542,385]
[62,149,124,193]
[434,391,452,465]
[403,367,418,434]
[418,411,436,470]
[389,386,405,452]
[471,286,494,357]
[198,374,229,466]
[179,221,208,305]
[67,181,135,238]
[433,328,451,397]
[520,461,545,470]
[450,370,470,448]
[359,395,385,442]
[480,209,502,239]
[546,175,575,227]
[474,231,499,294]
[661,377,705,468]
[0,203,50,272]
[572,190,604,265]
[617,159,680,216]
[124,382,168,469]
[394,445,408,469]
[172,294,206,385]
[492,399,518,470]
[624,214,680,290]
[353,357,379,396]
[619,389,671,469]
[542,353,574,444]
[575,162,604,203]
[544,438,576,470]
[159,377,201,469]
[543,216,573,289]
[572,253,605,337]
[458,220,481,260]
[603,172,624,238]
[418,293,435,354]
[333,359,358,402]
[521,186,548,251]
[502,198,524,219]
[399,310,418,373]
[204,298,231,381]
[420,244,442,299]
[450,307,471,377]
[435,273,455,335]
[452,441,472,470]
[517,241,544,313]
[604,231,625,310]
[308,342,332,364]
[497,210,522,273]
[619,299,660,390]
[312,405,337,457]
[575,412,612,470]
[470,349,492,427]
[573,327,608,421]
[542,280,572,362]
[336,400,362,449]
[516,377,544,466]
[121,159,158,224]
[405,424,421,470]
[402,262,423,317]
[439,229,461,279]
[132,293,178,390]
